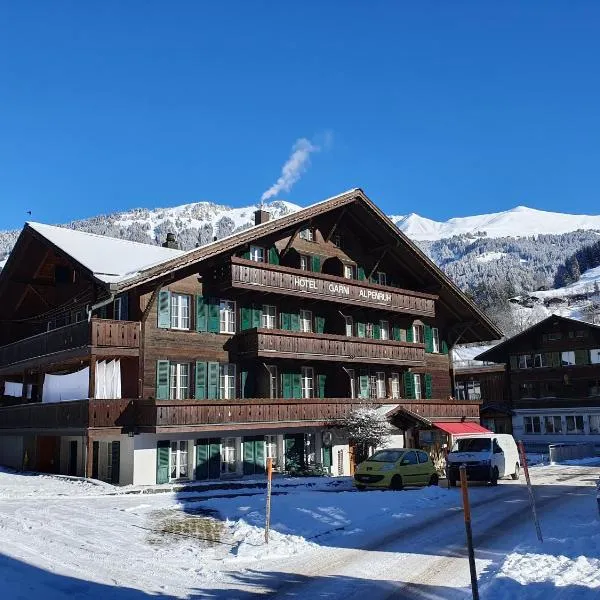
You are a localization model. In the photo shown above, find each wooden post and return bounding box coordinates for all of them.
[518,441,543,542]
[265,457,273,544]
[459,465,480,600]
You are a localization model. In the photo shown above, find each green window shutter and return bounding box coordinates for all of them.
[575,349,589,365]
[157,290,171,328]
[424,325,433,353]
[318,374,326,398]
[357,322,366,338]
[441,340,449,355]
[208,438,221,479]
[255,438,266,474]
[243,437,256,475]
[282,373,293,399]
[156,360,170,400]
[241,369,255,398]
[315,316,325,334]
[240,306,251,331]
[292,373,302,399]
[392,326,401,341]
[373,323,381,340]
[242,249,250,259]
[357,266,366,281]
[207,362,219,399]
[269,246,280,265]
[311,255,321,273]
[281,312,291,331]
[406,325,414,343]
[195,296,208,332]
[322,445,332,469]
[195,361,207,399]
[359,374,370,398]
[156,441,170,484]
[424,373,433,399]
[290,313,300,332]
[509,355,518,370]
[195,440,209,480]
[207,298,220,333]
[251,304,262,328]
[403,372,415,399]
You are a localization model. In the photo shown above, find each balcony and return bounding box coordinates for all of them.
[0,319,140,371]
[225,258,436,317]
[234,328,426,366]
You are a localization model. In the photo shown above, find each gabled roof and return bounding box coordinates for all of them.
[24,222,185,284]
[475,314,600,363]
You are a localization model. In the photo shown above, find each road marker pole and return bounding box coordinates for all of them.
[518,441,543,542]
[459,464,480,600]
[265,457,273,544]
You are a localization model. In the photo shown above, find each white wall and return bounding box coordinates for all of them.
[0,435,24,470]
[133,434,159,486]
[331,429,351,476]
[118,435,134,485]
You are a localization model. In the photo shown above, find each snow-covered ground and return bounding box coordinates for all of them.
[0,462,599,599]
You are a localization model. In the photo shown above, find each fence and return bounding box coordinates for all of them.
[548,442,597,464]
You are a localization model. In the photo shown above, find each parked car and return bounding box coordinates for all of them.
[353,448,439,491]
[446,434,520,486]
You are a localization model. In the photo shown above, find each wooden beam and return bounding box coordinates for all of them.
[26,284,51,308]
[367,248,388,280]
[280,225,303,258]
[325,207,348,242]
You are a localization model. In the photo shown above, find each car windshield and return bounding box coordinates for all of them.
[368,450,404,463]
[452,438,491,453]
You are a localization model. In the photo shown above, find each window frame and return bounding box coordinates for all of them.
[431,327,440,353]
[261,305,276,329]
[565,415,584,434]
[561,351,576,366]
[300,309,313,333]
[344,315,353,337]
[534,353,548,368]
[169,362,190,400]
[221,437,238,474]
[301,366,314,399]
[414,373,422,400]
[347,368,356,398]
[380,320,389,341]
[170,293,191,330]
[299,228,315,242]
[219,300,236,334]
[590,349,600,365]
[524,416,542,434]
[343,264,356,280]
[219,363,236,400]
[249,245,265,263]
[376,371,386,399]
[377,272,387,286]
[299,254,310,271]
[413,324,425,344]
[391,372,400,399]
[267,365,278,398]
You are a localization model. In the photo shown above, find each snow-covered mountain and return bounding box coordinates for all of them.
[392,206,600,242]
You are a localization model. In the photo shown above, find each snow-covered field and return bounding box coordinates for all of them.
[1,462,599,599]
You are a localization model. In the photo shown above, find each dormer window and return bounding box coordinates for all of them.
[343,265,356,280]
[249,245,265,263]
[300,254,310,271]
[299,228,314,242]
[377,272,387,286]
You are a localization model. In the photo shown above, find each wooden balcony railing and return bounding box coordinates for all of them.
[226,258,436,317]
[234,328,426,365]
[0,319,140,368]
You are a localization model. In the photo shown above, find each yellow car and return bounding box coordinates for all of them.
[353,448,439,490]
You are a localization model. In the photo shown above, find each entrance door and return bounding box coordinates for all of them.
[36,436,60,473]
[68,441,77,476]
[284,434,305,471]
[170,441,189,480]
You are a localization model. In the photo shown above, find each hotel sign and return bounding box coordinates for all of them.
[291,275,393,306]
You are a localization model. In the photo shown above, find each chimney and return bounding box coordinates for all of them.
[162,232,179,249]
[254,208,270,226]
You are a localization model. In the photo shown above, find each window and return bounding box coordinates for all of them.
[432,327,440,353]
[380,320,389,340]
[249,245,265,263]
[301,367,314,399]
[519,383,536,399]
[414,374,422,400]
[299,228,314,241]
[73,310,84,323]
[391,373,400,399]
[343,265,355,279]
[518,354,534,369]
[377,272,387,286]
[376,372,386,399]
[332,234,343,249]
[467,380,481,400]
[169,363,190,400]
[401,451,418,465]
[365,323,374,339]
[589,415,600,434]
[221,438,238,474]
[566,415,584,434]
[413,324,425,344]
[561,351,576,366]
[267,365,278,398]
[534,353,548,368]
[219,364,236,400]
[300,254,310,271]
[265,435,278,462]
[344,315,353,337]
[113,297,123,321]
[347,368,356,398]
[590,349,600,364]
[524,416,542,434]
[300,309,313,333]
[261,305,276,329]
[544,416,563,434]
[171,294,190,330]
[219,300,236,334]
[548,332,562,341]
[417,450,430,464]
[170,441,189,480]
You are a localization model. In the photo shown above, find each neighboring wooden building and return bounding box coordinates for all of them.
[476,315,600,448]
[0,189,500,484]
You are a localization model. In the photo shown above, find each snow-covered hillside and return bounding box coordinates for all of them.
[392,205,600,242]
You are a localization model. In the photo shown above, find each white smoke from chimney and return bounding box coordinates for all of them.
[260,137,321,203]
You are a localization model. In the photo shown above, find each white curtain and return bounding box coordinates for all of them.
[3,382,23,397]
[42,367,90,403]
[95,359,122,399]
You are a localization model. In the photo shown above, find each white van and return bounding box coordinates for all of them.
[446,434,520,486]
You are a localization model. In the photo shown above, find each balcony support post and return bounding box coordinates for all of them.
[89,357,96,399]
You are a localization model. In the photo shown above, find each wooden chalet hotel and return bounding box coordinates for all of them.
[0,189,500,485]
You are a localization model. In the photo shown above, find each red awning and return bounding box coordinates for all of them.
[433,422,491,435]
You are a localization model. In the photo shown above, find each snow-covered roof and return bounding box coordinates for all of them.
[27,222,185,284]
[452,344,498,369]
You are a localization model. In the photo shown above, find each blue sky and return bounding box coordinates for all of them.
[2,2,600,230]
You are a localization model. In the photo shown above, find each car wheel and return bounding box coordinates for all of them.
[448,479,457,487]
[356,485,367,492]
[490,467,499,486]
[390,475,404,491]
[428,474,439,486]
[511,464,520,480]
